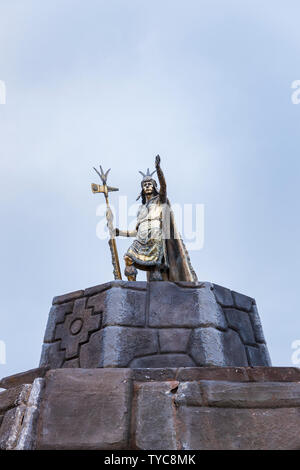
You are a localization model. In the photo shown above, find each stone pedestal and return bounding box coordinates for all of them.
[1,280,284,450]
[39,281,271,369]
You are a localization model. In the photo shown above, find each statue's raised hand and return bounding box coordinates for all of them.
[155,155,161,167]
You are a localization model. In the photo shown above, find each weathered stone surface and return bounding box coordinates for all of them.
[246,367,300,382]
[15,378,45,450]
[63,357,80,368]
[158,329,191,353]
[43,303,74,343]
[86,292,106,313]
[130,354,195,368]
[176,367,249,382]
[132,368,177,382]
[232,291,253,312]
[249,303,266,343]
[84,281,113,297]
[0,405,27,450]
[197,283,227,330]
[39,342,65,368]
[148,282,201,328]
[174,382,203,407]
[225,309,256,344]
[259,344,272,366]
[188,327,225,366]
[222,329,249,366]
[80,330,103,368]
[134,381,178,450]
[246,345,272,366]
[54,298,101,360]
[177,406,300,450]
[174,281,204,288]
[213,284,234,307]
[99,327,158,367]
[36,369,132,450]
[122,281,147,291]
[103,287,147,327]
[0,367,49,390]
[201,380,300,408]
[52,290,84,305]
[0,384,31,413]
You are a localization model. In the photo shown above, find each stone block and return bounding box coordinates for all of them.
[201,380,300,408]
[99,327,159,367]
[174,382,203,407]
[39,342,65,368]
[232,291,253,312]
[246,344,272,366]
[134,381,178,450]
[52,290,84,305]
[222,329,249,366]
[246,367,300,382]
[212,284,234,307]
[86,292,106,313]
[224,309,256,344]
[176,367,249,382]
[0,367,49,390]
[148,282,201,328]
[158,329,191,353]
[54,298,101,360]
[249,303,266,343]
[130,354,195,368]
[188,327,225,366]
[0,384,31,413]
[103,287,147,327]
[132,368,177,382]
[36,369,132,450]
[148,282,227,330]
[0,405,27,450]
[196,283,227,330]
[80,330,103,368]
[14,378,45,450]
[43,303,74,343]
[177,406,300,450]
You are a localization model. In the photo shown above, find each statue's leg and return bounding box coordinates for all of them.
[124,255,138,281]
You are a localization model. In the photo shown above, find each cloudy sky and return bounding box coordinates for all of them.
[0,0,300,378]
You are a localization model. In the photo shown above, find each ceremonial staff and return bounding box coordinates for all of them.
[91,165,122,280]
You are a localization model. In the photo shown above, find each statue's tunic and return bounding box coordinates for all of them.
[126,195,166,267]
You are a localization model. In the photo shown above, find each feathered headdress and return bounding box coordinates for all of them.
[136,168,158,201]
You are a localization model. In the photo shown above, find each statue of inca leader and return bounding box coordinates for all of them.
[115,155,198,282]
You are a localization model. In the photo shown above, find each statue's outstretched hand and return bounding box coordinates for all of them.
[155,154,161,167]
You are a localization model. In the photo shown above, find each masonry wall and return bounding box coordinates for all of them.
[39,281,271,369]
[1,366,300,450]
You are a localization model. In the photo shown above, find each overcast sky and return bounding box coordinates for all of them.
[1,0,300,378]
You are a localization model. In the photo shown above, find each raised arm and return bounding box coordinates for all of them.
[155,155,167,203]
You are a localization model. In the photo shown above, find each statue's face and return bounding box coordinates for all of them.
[142,180,154,195]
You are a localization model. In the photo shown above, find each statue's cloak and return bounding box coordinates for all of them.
[162,201,198,282]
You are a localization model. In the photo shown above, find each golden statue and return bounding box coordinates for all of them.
[115,155,198,282]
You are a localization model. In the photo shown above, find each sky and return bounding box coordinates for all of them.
[0,0,300,379]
